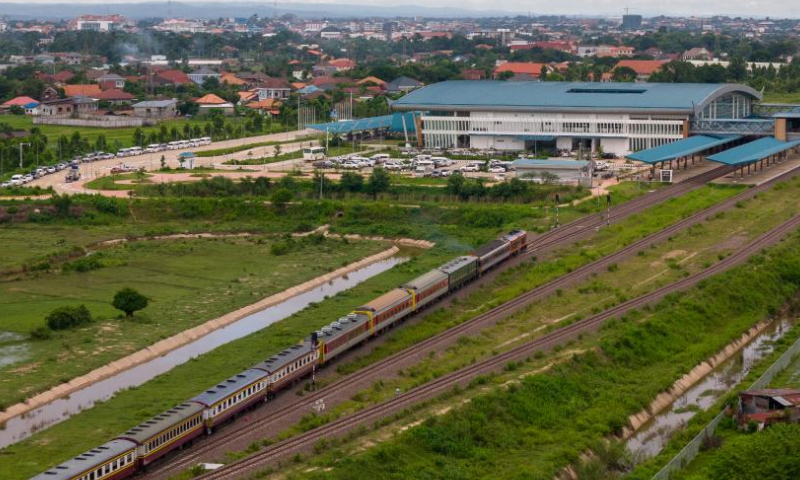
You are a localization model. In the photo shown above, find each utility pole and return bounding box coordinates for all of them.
[19,143,30,169]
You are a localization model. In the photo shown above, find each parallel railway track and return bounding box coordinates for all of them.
[198,195,800,480]
[144,163,773,479]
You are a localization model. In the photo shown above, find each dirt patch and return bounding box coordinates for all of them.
[714,233,748,251]
[662,250,686,260]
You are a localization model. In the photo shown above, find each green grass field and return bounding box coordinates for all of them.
[762,92,800,104]
[0,229,385,409]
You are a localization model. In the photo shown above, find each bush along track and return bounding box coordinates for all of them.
[199,224,800,480]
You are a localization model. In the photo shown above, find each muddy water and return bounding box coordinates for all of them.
[0,257,406,448]
[0,332,29,369]
[626,318,794,460]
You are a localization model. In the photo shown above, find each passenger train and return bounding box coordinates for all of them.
[30,230,527,480]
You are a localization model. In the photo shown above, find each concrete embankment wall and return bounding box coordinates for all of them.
[623,320,771,436]
[0,246,399,426]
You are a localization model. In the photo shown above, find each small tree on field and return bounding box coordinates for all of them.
[366,167,390,198]
[112,288,149,318]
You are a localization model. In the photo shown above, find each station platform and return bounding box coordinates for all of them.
[712,153,800,186]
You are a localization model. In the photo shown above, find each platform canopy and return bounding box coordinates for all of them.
[626,135,741,164]
[308,112,418,135]
[706,137,800,166]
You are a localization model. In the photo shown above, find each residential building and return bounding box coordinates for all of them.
[132,99,177,118]
[194,93,234,114]
[188,67,220,86]
[97,73,126,90]
[493,62,547,79]
[255,77,291,100]
[385,76,424,94]
[1,96,39,115]
[94,88,135,105]
[614,60,669,80]
[683,47,713,61]
[39,96,98,117]
[152,69,192,87]
[63,84,103,98]
[391,81,761,155]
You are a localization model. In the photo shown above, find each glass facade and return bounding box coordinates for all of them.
[699,93,752,120]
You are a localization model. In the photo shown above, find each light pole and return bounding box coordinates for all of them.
[19,143,30,169]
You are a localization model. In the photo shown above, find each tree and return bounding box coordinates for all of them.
[270,188,293,213]
[612,66,638,82]
[340,171,364,192]
[366,167,391,198]
[728,56,748,82]
[132,128,146,147]
[112,287,149,318]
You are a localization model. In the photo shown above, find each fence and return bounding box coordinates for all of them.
[650,329,800,480]
[33,116,157,128]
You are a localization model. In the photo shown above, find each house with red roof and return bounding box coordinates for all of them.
[493,62,549,79]
[1,96,40,114]
[152,69,191,87]
[63,84,103,98]
[194,93,234,114]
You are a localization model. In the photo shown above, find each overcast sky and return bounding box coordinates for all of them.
[5,0,797,18]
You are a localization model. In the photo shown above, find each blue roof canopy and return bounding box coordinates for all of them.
[308,112,417,135]
[706,138,800,166]
[627,135,741,164]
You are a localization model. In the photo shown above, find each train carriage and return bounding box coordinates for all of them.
[190,369,270,431]
[437,256,479,290]
[255,342,318,392]
[403,270,449,310]
[474,239,511,274]
[116,403,204,466]
[354,288,415,334]
[315,313,371,364]
[504,230,528,256]
[30,439,137,480]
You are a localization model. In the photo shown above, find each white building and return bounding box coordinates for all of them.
[73,15,132,32]
[391,81,762,156]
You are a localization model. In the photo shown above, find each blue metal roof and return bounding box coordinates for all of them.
[392,81,761,114]
[627,135,741,164]
[706,138,800,166]
[308,112,417,134]
[514,159,591,168]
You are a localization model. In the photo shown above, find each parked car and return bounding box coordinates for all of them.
[340,161,361,169]
[384,162,403,171]
[312,160,333,169]
[22,174,34,183]
[488,166,507,174]
[10,174,24,185]
[461,163,480,173]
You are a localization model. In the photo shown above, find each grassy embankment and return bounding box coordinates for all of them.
[762,92,800,104]
[270,209,800,480]
[0,181,723,478]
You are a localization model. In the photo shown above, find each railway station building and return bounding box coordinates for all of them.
[390,81,767,156]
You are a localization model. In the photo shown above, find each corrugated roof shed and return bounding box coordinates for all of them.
[707,138,800,166]
[627,135,741,164]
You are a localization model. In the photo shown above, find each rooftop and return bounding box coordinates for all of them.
[393,81,761,114]
[707,137,800,166]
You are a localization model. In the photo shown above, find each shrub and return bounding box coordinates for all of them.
[46,305,92,330]
[30,326,53,340]
[270,241,292,256]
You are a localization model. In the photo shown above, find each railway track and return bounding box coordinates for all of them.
[141,163,751,479]
[197,197,800,480]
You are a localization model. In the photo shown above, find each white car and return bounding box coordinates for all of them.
[341,161,361,169]
[47,167,56,174]
[22,174,34,183]
[488,166,506,174]
[461,164,480,173]
[384,162,402,171]
[1,181,10,188]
